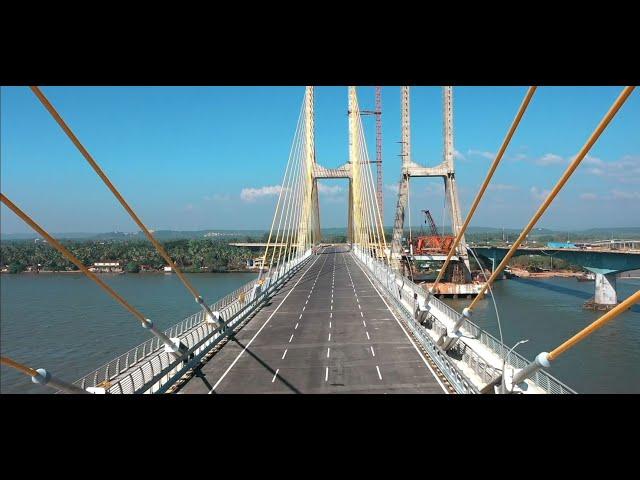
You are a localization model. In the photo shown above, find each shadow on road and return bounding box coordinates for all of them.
[230,337,302,394]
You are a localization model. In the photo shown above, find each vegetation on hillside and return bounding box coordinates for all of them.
[0,239,255,273]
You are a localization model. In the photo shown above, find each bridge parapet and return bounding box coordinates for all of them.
[352,246,576,394]
[70,250,313,394]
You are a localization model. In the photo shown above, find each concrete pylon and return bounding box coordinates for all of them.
[390,86,471,280]
[594,272,618,306]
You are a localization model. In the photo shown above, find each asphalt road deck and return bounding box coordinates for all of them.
[179,245,447,394]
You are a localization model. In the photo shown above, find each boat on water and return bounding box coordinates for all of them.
[577,272,596,282]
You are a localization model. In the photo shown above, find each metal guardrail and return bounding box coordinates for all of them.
[72,250,313,393]
[352,246,576,394]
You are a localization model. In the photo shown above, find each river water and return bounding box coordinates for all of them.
[1,273,638,393]
[445,277,640,393]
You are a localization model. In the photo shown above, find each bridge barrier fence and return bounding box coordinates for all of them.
[72,249,314,393]
[352,246,576,394]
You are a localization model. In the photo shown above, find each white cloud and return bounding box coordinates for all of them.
[611,189,640,200]
[467,149,495,160]
[240,185,282,202]
[584,155,604,166]
[317,182,344,196]
[488,183,517,191]
[530,186,551,201]
[536,153,565,166]
[204,193,232,202]
[579,193,598,200]
[582,154,640,184]
[385,184,399,194]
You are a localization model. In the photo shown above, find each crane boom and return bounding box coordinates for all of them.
[422,210,439,237]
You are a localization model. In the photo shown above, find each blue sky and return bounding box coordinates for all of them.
[1,86,638,234]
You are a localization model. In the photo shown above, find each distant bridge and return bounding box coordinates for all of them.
[472,245,640,305]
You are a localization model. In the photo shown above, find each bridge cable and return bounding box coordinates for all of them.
[548,290,639,362]
[0,355,89,394]
[29,86,223,327]
[466,85,634,312]
[1,356,37,377]
[260,97,304,281]
[0,193,192,358]
[262,96,305,279]
[505,289,640,390]
[350,87,387,261]
[431,86,537,292]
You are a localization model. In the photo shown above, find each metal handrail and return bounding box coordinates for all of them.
[73,251,312,392]
[352,246,576,394]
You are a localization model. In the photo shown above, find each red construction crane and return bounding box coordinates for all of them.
[360,87,383,216]
[414,209,455,254]
[422,209,439,236]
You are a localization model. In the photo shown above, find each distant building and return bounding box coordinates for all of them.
[92,262,122,273]
[247,257,265,269]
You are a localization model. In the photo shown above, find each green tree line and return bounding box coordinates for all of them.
[1,239,255,273]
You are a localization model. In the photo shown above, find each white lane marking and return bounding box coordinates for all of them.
[305,299,308,305]
[366,331,370,340]
[208,253,323,393]
[328,333,331,341]
[295,322,299,330]
[331,305,333,310]
[303,306,306,311]
[299,314,303,319]
[360,311,364,317]
[353,253,448,394]
[272,369,280,383]
[282,349,288,359]
[376,366,382,381]
[289,334,294,343]
[327,348,330,358]
[329,321,332,328]
[325,367,329,382]
[370,346,376,357]
[331,299,333,304]
[330,312,333,318]
[358,304,361,310]
[362,320,366,327]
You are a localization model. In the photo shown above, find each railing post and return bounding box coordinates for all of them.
[141,319,188,360]
[501,352,551,393]
[31,368,90,394]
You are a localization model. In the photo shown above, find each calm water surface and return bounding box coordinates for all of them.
[445,277,640,393]
[1,272,254,394]
[1,272,638,393]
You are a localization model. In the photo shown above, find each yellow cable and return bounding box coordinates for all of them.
[3,192,206,376]
[432,86,537,291]
[1,193,148,324]
[468,86,635,310]
[30,86,206,304]
[1,356,38,377]
[548,290,640,361]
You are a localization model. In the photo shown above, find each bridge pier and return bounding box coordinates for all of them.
[593,272,618,307]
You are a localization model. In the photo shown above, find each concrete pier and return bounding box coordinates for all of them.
[594,272,618,306]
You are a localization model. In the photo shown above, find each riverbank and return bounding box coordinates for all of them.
[508,267,584,279]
